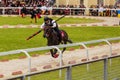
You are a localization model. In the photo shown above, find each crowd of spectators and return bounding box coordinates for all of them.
[0,0,119,17]
[89,5,118,17]
[0,0,47,7]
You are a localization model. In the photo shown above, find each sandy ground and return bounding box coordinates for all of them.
[0,42,120,80]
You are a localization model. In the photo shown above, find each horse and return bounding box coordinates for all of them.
[43,26,72,58]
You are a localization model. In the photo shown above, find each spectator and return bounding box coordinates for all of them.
[21,6,27,18]
[41,4,47,15]
[98,5,104,16]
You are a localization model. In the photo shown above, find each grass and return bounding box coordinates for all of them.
[0,16,103,25]
[0,27,120,52]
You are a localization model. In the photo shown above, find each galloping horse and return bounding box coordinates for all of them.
[43,26,72,58]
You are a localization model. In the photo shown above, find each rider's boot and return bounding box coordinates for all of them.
[57,31,61,42]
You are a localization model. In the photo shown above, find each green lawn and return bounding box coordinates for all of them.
[0,16,103,25]
[0,27,120,52]
[0,27,120,60]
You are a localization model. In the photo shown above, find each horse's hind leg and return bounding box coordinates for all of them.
[62,47,66,53]
[62,41,67,53]
[62,39,72,53]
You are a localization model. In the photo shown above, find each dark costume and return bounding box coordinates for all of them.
[21,6,27,18]
[30,8,37,23]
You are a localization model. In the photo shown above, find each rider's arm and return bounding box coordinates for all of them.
[52,20,57,28]
[40,23,45,29]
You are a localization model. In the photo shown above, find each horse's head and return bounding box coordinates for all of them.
[43,26,53,37]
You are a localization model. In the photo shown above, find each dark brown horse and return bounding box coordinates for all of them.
[43,26,72,58]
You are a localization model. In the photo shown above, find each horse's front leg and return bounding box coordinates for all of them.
[50,49,54,58]
[53,49,59,58]
[53,49,57,54]
[48,42,59,58]
[50,49,59,58]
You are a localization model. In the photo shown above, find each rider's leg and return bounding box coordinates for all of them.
[53,28,61,41]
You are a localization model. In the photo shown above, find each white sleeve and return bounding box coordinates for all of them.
[40,23,45,29]
[52,20,56,28]
[52,23,56,28]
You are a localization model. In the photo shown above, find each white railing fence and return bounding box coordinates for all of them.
[0,7,119,16]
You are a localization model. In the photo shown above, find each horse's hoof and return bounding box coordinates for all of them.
[53,54,59,58]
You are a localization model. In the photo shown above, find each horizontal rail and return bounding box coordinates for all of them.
[83,37,120,44]
[0,7,120,10]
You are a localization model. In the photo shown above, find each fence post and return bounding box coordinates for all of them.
[51,46,63,78]
[20,50,31,80]
[20,76,26,80]
[19,7,21,15]
[104,58,108,80]
[81,43,89,71]
[66,66,72,80]
[2,7,5,15]
[103,39,112,65]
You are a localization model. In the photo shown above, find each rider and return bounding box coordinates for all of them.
[40,16,61,41]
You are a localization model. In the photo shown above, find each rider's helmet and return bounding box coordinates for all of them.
[44,16,50,21]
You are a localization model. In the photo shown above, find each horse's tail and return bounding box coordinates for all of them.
[67,38,73,43]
